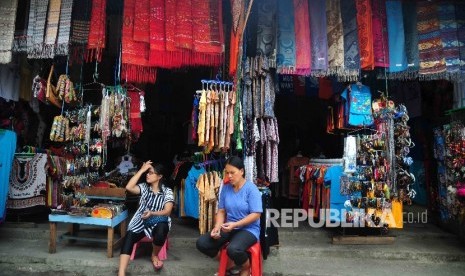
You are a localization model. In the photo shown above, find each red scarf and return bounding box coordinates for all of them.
[372,0,389,67]
[86,0,106,62]
[134,0,150,43]
[293,0,311,75]
[356,0,374,70]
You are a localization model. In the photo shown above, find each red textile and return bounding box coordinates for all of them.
[356,0,374,70]
[318,77,333,100]
[128,90,144,140]
[371,0,389,67]
[293,0,311,75]
[134,0,150,43]
[175,0,193,50]
[87,0,106,62]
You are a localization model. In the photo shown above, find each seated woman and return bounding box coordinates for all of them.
[196,156,263,276]
[118,161,174,276]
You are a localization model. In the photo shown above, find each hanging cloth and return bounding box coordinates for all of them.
[128,89,144,140]
[133,0,150,43]
[86,0,106,62]
[0,130,16,222]
[276,0,296,74]
[309,0,328,74]
[326,0,344,75]
[69,0,91,63]
[438,1,461,79]
[56,0,73,56]
[457,2,465,74]
[340,0,360,81]
[386,0,407,74]
[402,0,420,74]
[355,0,374,70]
[371,0,389,68]
[293,0,311,75]
[417,1,446,79]
[12,0,28,53]
[175,0,193,50]
[0,0,18,64]
[27,0,49,59]
[256,0,276,57]
[148,0,165,66]
[43,0,61,58]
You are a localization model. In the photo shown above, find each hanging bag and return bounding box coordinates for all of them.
[46,64,62,108]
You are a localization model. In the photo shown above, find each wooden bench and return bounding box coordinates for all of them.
[49,210,128,258]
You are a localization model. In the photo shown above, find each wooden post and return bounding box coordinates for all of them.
[107,226,114,258]
[49,222,57,253]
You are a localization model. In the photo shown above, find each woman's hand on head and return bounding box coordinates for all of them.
[140,161,153,173]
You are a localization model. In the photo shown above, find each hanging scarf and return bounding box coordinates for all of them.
[457,2,465,74]
[43,0,62,58]
[0,0,18,64]
[340,0,360,81]
[134,0,150,43]
[386,0,407,74]
[326,0,344,75]
[229,0,245,76]
[122,0,156,83]
[293,0,311,75]
[256,0,276,57]
[27,0,49,59]
[276,0,296,74]
[69,0,91,63]
[356,0,374,70]
[402,0,419,74]
[13,0,28,53]
[86,0,106,62]
[175,0,193,50]
[417,1,446,79]
[438,1,460,79]
[245,0,258,57]
[309,0,328,74]
[56,0,73,56]
[149,0,165,66]
[372,0,389,68]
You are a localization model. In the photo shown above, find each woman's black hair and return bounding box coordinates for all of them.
[151,163,167,194]
[225,156,244,170]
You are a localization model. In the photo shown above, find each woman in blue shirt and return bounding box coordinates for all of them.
[196,156,263,276]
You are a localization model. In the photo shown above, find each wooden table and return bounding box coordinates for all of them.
[49,210,128,258]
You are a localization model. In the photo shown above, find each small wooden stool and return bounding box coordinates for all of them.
[130,236,169,261]
[217,242,262,276]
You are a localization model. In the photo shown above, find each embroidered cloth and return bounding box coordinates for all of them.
[356,0,374,70]
[341,0,360,80]
[326,0,344,74]
[43,0,61,58]
[27,0,49,59]
[69,0,91,63]
[372,0,389,67]
[403,0,420,73]
[86,0,106,62]
[0,0,18,64]
[293,0,311,75]
[256,0,276,57]
[56,0,74,56]
[309,0,328,73]
[276,0,296,74]
[9,154,47,200]
[438,1,460,78]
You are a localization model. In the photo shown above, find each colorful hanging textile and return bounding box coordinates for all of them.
[69,0,91,63]
[402,0,419,74]
[417,1,446,79]
[56,0,73,56]
[27,0,49,59]
[340,0,360,81]
[356,0,374,70]
[43,0,61,58]
[276,0,296,74]
[256,0,276,57]
[438,1,461,79]
[0,0,18,64]
[86,0,106,62]
[326,0,344,75]
[13,0,29,53]
[386,0,407,74]
[456,2,465,74]
[372,0,389,68]
[148,0,165,66]
[293,0,311,75]
[122,0,156,83]
[309,0,328,74]
[8,154,47,204]
[175,0,193,50]
[133,0,150,43]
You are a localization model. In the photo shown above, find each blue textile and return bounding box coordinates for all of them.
[0,130,16,223]
[276,0,296,72]
[341,84,374,127]
[386,0,408,73]
[219,181,263,240]
[324,165,346,223]
[184,165,206,219]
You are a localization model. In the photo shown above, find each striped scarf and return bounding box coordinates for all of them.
[69,0,91,63]
[438,1,461,79]
[0,0,18,64]
[417,1,446,79]
[457,2,465,74]
[86,0,106,62]
[43,0,61,58]
[340,0,360,81]
[403,0,419,74]
[56,0,73,56]
[386,0,407,74]
[27,0,49,59]
[276,0,296,74]
[372,0,389,68]
[309,0,328,74]
[356,0,374,70]
[326,0,344,75]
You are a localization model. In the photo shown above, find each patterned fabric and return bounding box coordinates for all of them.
[386,0,407,73]
[372,0,389,67]
[456,2,465,73]
[293,0,311,75]
[43,0,61,58]
[134,0,150,43]
[256,0,276,57]
[438,1,461,78]
[340,0,360,80]
[309,0,328,73]
[56,0,73,56]
[0,0,18,64]
[86,0,106,62]
[326,0,344,74]
[69,0,91,63]
[403,0,420,72]
[417,1,446,78]
[13,0,29,53]
[276,0,296,74]
[27,0,49,59]
[175,0,193,50]
[355,0,374,70]
[9,154,47,200]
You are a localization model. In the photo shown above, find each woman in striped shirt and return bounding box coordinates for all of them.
[118,161,174,275]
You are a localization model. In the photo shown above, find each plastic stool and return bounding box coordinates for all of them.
[130,236,169,261]
[218,242,262,276]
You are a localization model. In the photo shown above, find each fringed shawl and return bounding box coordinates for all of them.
[276,0,296,74]
[27,0,49,59]
[386,0,407,73]
[372,0,389,67]
[134,0,150,43]
[256,0,276,57]
[86,0,106,62]
[69,0,91,63]
[326,0,344,75]
[56,0,73,56]
[457,2,465,74]
[309,0,328,74]
[438,1,460,79]
[175,0,193,50]
[13,0,28,53]
[340,0,360,81]
[417,1,446,79]
[293,0,311,75]
[356,0,374,70]
[403,0,419,73]
[122,0,156,83]
[0,0,18,64]
[43,0,61,59]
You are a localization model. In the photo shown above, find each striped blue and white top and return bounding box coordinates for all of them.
[127,183,174,238]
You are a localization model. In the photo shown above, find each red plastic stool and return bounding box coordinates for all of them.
[217,242,262,276]
[130,236,169,261]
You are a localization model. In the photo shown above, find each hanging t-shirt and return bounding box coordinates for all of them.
[324,165,346,223]
[184,165,206,219]
[341,84,374,126]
